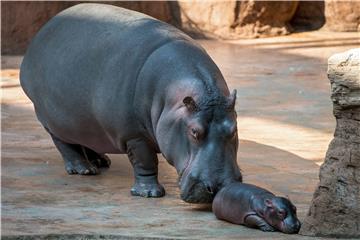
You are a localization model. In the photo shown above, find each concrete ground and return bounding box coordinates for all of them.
[1,31,360,239]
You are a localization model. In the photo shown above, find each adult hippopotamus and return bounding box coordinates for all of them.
[20,3,241,203]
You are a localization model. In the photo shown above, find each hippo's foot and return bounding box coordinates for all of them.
[47,132,100,175]
[131,182,165,198]
[90,154,111,168]
[65,160,99,175]
[244,214,276,232]
[259,224,276,232]
[85,148,111,168]
[130,175,165,198]
[126,138,165,198]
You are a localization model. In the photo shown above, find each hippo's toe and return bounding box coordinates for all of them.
[78,166,98,175]
[65,166,77,175]
[64,161,99,175]
[259,224,276,232]
[99,155,111,168]
[89,154,111,168]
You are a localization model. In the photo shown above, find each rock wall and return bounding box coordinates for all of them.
[323,0,360,32]
[1,1,171,55]
[300,48,360,237]
[169,1,237,38]
[171,1,299,39]
[2,1,360,54]
[1,1,69,55]
[167,0,360,38]
[291,1,325,31]
[233,1,299,38]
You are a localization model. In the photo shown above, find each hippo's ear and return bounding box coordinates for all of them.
[228,89,237,109]
[183,96,198,112]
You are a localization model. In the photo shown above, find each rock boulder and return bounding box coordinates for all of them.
[300,48,360,237]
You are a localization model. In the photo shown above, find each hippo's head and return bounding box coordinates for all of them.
[156,89,242,203]
[262,197,301,234]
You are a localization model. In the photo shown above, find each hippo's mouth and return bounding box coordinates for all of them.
[178,157,215,203]
[178,157,192,187]
[279,221,301,234]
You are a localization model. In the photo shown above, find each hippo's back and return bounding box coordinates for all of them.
[20,3,192,153]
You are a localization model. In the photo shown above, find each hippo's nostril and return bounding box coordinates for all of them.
[206,185,213,194]
[291,221,301,233]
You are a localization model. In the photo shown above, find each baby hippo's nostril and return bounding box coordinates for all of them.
[206,185,214,194]
[292,221,301,233]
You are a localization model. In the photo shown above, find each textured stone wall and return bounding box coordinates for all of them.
[323,0,360,32]
[172,0,360,38]
[291,1,325,31]
[234,1,298,38]
[2,1,360,54]
[170,1,299,39]
[300,48,360,237]
[169,1,237,38]
[1,1,171,55]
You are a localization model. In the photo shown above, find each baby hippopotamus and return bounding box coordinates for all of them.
[212,182,301,234]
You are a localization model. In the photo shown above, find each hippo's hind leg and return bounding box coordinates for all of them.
[244,214,275,232]
[48,132,99,175]
[126,138,165,198]
[84,148,111,168]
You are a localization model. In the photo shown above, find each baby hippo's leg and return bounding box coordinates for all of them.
[244,215,275,232]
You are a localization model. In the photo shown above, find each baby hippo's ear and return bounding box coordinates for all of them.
[265,199,273,208]
[183,96,198,112]
[227,89,237,109]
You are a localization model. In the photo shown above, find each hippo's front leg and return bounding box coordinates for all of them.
[126,138,165,198]
[244,214,275,232]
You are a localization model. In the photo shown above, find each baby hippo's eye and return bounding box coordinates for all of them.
[292,206,297,213]
[277,209,287,219]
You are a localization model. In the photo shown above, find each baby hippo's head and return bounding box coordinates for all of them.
[263,196,301,234]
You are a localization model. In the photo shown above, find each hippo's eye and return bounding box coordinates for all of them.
[191,128,200,140]
[191,128,197,137]
[277,209,286,219]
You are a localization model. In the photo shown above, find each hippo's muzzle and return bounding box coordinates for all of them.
[180,180,215,203]
[280,218,301,234]
[179,168,216,203]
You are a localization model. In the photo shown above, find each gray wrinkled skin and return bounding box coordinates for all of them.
[212,182,301,234]
[20,3,241,203]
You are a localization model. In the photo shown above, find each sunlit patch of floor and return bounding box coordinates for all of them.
[237,117,332,161]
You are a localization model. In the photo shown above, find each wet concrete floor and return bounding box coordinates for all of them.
[2,31,360,239]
